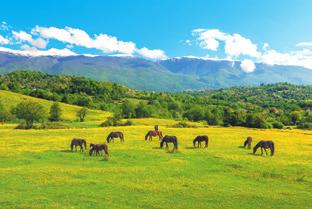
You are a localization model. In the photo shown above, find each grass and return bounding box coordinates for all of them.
[0,124,311,209]
[0,90,111,121]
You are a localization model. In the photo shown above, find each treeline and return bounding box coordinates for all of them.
[0,71,311,129]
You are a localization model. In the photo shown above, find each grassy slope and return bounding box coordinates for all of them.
[0,124,311,209]
[0,90,111,122]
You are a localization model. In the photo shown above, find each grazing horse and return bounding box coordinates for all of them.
[193,135,209,148]
[243,136,253,149]
[106,131,124,143]
[253,140,274,156]
[160,135,178,150]
[145,130,163,141]
[89,143,109,156]
[70,138,86,152]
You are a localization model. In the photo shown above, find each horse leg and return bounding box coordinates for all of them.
[166,142,169,148]
[264,148,268,156]
[261,148,263,155]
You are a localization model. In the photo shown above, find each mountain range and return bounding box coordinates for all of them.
[0,52,312,91]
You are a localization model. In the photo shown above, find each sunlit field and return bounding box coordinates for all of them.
[0,123,311,209]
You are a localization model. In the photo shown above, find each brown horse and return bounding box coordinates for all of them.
[70,138,87,152]
[145,130,163,141]
[243,136,252,149]
[193,135,209,148]
[253,140,274,156]
[106,132,124,143]
[89,143,109,156]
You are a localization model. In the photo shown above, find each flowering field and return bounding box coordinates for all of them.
[0,124,311,209]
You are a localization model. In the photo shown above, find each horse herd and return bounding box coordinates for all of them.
[70,128,275,157]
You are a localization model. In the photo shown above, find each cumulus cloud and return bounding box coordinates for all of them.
[136,47,167,59]
[13,31,47,49]
[192,29,260,58]
[32,26,163,58]
[240,59,256,73]
[191,28,312,70]
[296,42,312,47]
[0,35,10,45]
[260,49,312,69]
[0,46,76,56]
[0,21,9,31]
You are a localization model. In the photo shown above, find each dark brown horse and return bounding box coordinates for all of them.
[89,143,109,156]
[145,130,163,141]
[243,136,253,149]
[160,135,178,150]
[193,135,209,148]
[253,140,274,156]
[70,138,86,152]
[106,131,124,143]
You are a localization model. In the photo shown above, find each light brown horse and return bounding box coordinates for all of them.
[243,136,253,149]
[145,130,163,141]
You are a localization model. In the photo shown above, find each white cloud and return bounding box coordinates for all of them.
[31,25,165,59]
[0,46,76,57]
[296,42,312,47]
[0,21,9,31]
[192,29,260,58]
[261,49,312,69]
[12,31,47,49]
[136,47,167,59]
[0,35,9,45]
[240,59,256,73]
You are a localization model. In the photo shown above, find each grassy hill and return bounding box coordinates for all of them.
[0,90,111,122]
[0,124,311,208]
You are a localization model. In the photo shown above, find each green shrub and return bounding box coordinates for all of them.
[272,121,284,129]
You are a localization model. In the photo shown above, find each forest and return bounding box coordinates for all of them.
[0,70,311,129]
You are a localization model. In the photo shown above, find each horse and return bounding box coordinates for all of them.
[70,138,86,152]
[145,130,163,141]
[160,135,178,150]
[193,135,209,148]
[106,131,124,143]
[243,136,253,149]
[253,140,274,156]
[89,143,109,156]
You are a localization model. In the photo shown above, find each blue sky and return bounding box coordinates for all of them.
[0,0,312,69]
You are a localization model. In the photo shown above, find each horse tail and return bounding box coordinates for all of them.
[206,137,209,147]
[193,139,196,147]
[105,145,109,156]
[106,134,111,143]
[271,142,275,156]
[70,141,74,151]
[244,140,248,148]
[120,132,124,142]
[83,140,86,150]
[174,136,178,150]
[145,131,150,141]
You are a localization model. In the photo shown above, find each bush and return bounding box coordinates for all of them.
[272,121,284,129]
[297,122,312,130]
[15,122,68,129]
[172,121,196,128]
[100,117,133,127]
[12,101,47,129]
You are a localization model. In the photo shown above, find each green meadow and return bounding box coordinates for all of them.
[0,123,311,209]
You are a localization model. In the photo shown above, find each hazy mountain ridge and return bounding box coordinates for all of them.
[0,52,311,91]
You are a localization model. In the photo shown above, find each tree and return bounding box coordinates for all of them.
[0,101,12,123]
[76,107,88,122]
[135,103,152,118]
[49,102,62,121]
[121,100,136,118]
[12,101,46,129]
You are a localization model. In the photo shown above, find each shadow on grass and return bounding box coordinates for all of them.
[60,149,86,153]
[152,147,161,149]
[238,146,245,149]
[185,146,196,149]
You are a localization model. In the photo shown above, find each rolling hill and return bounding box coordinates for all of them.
[0,90,111,122]
[1,52,312,91]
